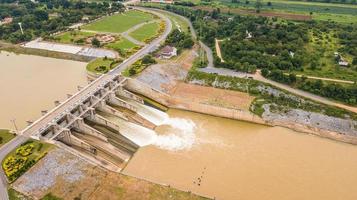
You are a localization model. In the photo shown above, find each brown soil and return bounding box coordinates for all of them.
[194,6,312,21]
[170,82,254,111]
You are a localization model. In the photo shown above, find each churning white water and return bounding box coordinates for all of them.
[100,103,197,151]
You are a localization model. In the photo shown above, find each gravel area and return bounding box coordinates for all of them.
[14,148,87,195]
[263,104,357,136]
[137,63,187,92]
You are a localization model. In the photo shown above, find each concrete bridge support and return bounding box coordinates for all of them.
[116,87,144,104]
[72,119,108,142]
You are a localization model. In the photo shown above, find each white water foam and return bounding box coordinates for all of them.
[101,103,197,151]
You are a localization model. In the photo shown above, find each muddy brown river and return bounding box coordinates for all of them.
[0,51,87,129]
[2,51,357,200]
[124,109,357,200]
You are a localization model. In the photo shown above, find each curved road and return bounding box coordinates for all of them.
[0,6,172,200]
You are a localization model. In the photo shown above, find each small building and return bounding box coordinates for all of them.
[159,45,177,59]
[228,17,234,22]
[0,17,13,26]
[246,30,253,39]
[339,60,349,67]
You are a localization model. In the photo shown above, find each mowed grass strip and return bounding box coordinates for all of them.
[54,31,95,44]
[105,37,138,51]
[0,129,15,148]
[129,22,160,42]
[82,10,154,33]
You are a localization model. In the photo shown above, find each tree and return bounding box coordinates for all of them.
[261,68,269,77]
[91,38,100,47]
[142,55,156,64]
[255,0,262,13]
[267,1,272,6]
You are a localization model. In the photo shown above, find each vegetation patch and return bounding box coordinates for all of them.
[0,129,15,148]
[2,140,53,182]
[51,31,96,45]
[122,55,156,76]
[86,57,122,74]
[129,22,161,42]
[82,10,155,33]
[104,37,138,56]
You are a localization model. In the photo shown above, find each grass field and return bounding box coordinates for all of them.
[82,10,155,33]
[87,57,115,74]
[0,129,15,148]
[105,37,138,51]
[129,22,160,42]
[53,31,95,44]
[142,4,190,33]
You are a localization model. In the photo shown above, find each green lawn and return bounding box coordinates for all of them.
[82,10,154,33]
[2,139,53,182]
[149,8,190,33]
[105,37,138,52]
[86,57,121,74]
[129,22,160,42]
[0,129,15,148]
[53,31,95,44]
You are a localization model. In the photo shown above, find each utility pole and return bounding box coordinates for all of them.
[10,118,19,135]
[18,22,24,35]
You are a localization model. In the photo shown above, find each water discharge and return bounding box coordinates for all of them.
[101,102,197,151]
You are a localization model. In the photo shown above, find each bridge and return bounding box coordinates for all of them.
[0,7,172,200]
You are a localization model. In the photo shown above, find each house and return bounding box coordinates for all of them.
[159,45,177,59]
[228,17,234,22]
[0,17,13,26]
[246,30,253,39]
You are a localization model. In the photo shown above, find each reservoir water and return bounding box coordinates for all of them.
[124,109,357,200]
[0,51,87,130]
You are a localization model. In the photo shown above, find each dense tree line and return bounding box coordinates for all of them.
[262,69,357,105]
[0,0,124,43]
[165,29,194,51]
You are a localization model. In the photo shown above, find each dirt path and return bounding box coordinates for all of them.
[292,73,355,84]
[215,38,224,63]
[253,70,357,113]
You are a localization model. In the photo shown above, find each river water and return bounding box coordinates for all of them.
[124,109,357,200]
[0,51,87,130]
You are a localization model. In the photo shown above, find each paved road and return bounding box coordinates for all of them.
[0,7,172,200]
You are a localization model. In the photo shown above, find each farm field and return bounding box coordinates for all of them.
[0,129,15,148]
[82,10,155,33]
[185,0,357,23]
[129,22,160,42]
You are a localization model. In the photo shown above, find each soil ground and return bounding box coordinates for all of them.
[12,148,208,200]
[138,45,254,111]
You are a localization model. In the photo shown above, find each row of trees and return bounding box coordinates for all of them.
[262,69,357,105]
[0,0,124,43]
